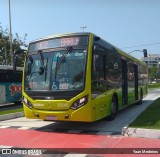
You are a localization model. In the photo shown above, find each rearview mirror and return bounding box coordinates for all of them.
[15,49,27,55]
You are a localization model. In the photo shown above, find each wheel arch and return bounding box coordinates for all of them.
[112,92,119,110]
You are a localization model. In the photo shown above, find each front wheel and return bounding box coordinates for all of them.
[108,97,118,120]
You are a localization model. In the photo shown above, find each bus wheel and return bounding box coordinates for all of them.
[108,97,118,120]
[139,89,143,105]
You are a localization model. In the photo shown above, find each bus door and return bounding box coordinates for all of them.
[121,59,128,105]
[134,64,138,100]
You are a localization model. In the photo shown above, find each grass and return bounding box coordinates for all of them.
[0,108,24,115]
[129,98,160,129]
[148,83,160,89]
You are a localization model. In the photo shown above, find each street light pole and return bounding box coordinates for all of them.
[128,50,142,54]
[9,0,13,65]
[128,49,147,57]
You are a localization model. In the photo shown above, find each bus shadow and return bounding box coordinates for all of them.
[35,99,153,136]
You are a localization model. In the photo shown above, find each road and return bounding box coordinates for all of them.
[0,89,160,157]
[0,89,159,135]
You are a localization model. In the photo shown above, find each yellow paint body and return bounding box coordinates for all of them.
[23,33,148,122]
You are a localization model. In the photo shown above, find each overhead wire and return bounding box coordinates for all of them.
[121,42,160,49]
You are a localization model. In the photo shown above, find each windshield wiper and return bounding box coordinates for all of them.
[56,47,73,70]
[38,50,48,81]
[54,47,73,82]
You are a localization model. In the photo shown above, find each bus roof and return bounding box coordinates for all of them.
[0,65,23,71]
[29,32,146,67]
[91,32,146,67]
[116,47,146,66]
[30,32,91,43]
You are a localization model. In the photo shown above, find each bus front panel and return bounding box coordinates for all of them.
[22,34,95,122]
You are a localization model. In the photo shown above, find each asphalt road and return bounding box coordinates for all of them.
[0,89,159,136]
[0,89,160,157]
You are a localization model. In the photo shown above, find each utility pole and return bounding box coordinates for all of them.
[80,26,87,32]
[9,0,13,65]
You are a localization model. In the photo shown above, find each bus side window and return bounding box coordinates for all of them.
[95,54,105,79]
[92,53,106,94]
[105,50,121,88]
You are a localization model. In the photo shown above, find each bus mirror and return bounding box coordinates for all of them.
[15,49,27,55]
[27,63,32,75]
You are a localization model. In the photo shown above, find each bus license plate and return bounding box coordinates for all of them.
[46,116,57,120]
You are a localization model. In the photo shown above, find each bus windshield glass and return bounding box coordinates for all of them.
[25,49,87,91]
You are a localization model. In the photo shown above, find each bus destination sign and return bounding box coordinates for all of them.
[29,36,88,52]
[61,37,79,47]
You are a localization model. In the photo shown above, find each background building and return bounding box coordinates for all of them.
[141,54,160,68]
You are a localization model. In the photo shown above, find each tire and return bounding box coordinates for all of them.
[108,96,118,120]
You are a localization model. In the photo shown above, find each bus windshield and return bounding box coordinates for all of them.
[25,49,87,91]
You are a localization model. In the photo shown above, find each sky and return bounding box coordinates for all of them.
[0,0,160,59]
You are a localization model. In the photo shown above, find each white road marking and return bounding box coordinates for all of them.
[64,154,87,157]
[0,126,10,128]
[18,126,33,130]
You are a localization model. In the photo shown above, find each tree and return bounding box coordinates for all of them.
[0,23,28,66]
[148,67,160,81]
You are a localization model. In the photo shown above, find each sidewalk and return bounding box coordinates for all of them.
[0,112,24,121]
[122,89,160,139]
[0,102,24,121]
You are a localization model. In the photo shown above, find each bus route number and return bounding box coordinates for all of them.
[61,37,79,47]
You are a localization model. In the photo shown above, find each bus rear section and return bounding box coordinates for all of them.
[22,33,96,122]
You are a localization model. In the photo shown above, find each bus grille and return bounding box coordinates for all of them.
[25,90,83,101]
[30,95,73,101]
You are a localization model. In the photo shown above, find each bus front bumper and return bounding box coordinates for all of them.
[23,103,94,122]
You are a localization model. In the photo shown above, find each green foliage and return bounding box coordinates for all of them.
[0,107,23,115]
[148,67,160,81]
[148,83,160,89]
[0,23,28,66]
[129,98,160,129]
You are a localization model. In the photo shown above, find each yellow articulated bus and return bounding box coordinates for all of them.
[14,32,148,122]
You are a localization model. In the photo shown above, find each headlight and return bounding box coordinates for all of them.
[23,97,33,109]
[71,95,88,110]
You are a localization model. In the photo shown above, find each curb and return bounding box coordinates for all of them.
[122,126,160,139]
[0,112,24,121]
